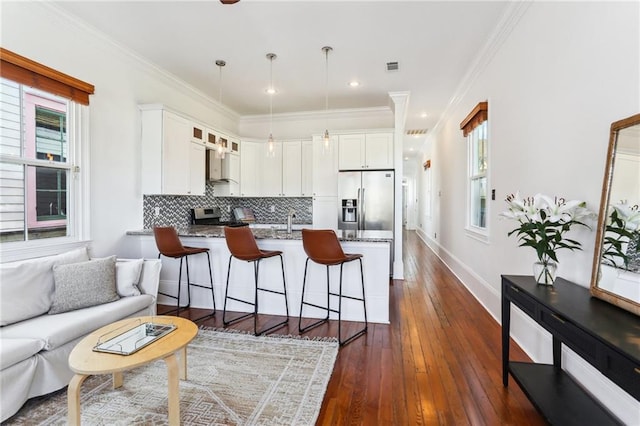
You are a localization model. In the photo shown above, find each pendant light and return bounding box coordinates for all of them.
[266,53,277,158]
[322,46,333,153]
[215,59,226,159]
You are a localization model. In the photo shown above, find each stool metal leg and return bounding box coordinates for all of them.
[157,253,183,316]
[299,259,331,334]
[223,255,289,336]
[337,257,368,346]
[184,252,217,322]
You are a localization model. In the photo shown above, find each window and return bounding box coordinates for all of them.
[460,101,488,235]
[0,48,93,247]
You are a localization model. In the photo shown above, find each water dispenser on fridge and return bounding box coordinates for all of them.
[341,199,358,224]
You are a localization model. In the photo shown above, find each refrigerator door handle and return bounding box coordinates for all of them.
[361,188,366,230]
[357,188,362,229]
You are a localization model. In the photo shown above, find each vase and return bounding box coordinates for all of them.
[533,260,557,285]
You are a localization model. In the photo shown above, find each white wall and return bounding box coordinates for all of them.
[417,2,639,422]
[1,2,239,257]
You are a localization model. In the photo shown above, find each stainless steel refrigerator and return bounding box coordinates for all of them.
[338,170,394,231]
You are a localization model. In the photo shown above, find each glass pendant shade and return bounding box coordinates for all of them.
[267,133,275,158]
[215,142,225,159]
[321,46,332,155]
[266,53,277,158]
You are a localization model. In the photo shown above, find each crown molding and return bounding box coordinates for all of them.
[431,0,532,135]
[239,106,392,124]
[43,2,240,123]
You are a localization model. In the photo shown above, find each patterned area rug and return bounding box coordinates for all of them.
[5,328,339,425]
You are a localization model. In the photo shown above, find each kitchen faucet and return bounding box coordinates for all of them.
[287,208,296,234]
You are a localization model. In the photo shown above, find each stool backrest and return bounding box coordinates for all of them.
[153,226,186,257]
[224,226,262,261]
[301,229,347,265]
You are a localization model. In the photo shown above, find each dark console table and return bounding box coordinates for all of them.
[501,275,640,426]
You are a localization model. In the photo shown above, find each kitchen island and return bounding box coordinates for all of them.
[127,226,392,324]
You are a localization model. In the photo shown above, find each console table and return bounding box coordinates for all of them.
[501,275,640,426]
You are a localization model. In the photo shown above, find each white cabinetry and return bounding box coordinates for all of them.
[312,135,338,196]
[338,132,393,170]
[261,142,284,196]
[211,152,240,197]
[282,141,302,197]
[240,141,260,197]
[301,140,313,197]
[312,196,338,230]
[189,142,206,196]
[140,106,205,195]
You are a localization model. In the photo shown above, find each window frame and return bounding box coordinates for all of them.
[0,49,92,262]
[460,101,489,242]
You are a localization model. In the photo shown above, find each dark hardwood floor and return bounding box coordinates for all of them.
[161,229,545,425]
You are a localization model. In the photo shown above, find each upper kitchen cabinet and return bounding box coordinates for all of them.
[338,132,393,170]
[140,105,205,195]
[312,135,338,196]
[239,140,260,197]
[191,122,206,145]
[282,140,302,197]
[261,141,284,196]
[301,140,313,197]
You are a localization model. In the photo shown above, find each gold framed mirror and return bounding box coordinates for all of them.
[590,113,640,315]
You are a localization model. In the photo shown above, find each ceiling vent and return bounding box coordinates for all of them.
[406,129,428,136]
[386,61,399,71]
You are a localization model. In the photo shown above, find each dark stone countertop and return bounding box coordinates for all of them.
[127,225,393,243]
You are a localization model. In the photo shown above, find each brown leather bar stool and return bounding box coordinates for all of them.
[153,226,216,321]
[222,226,289,335]
[299,229,367,346]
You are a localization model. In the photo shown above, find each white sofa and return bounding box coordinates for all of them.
[0,247,161,422]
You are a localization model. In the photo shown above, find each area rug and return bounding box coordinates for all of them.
[5,328,339,425]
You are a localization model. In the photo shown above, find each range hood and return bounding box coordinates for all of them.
[207,150,232,181]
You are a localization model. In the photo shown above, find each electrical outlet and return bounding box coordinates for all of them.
[154,207,160,217]
[226,205,231,212]
[270,205,275,213]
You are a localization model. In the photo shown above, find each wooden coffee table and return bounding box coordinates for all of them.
[67,315,198,425]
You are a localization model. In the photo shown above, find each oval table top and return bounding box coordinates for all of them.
[68,315,198,375]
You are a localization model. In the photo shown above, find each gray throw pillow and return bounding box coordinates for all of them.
[49,256,120,315]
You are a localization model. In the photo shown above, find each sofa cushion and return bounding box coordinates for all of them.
[115,259,144,297]
[0,294,154,351]
[0,247,89,326]
[0,338,45,370]
[49,256,120,315]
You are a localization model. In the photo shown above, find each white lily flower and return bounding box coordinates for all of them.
[612,202,640,232]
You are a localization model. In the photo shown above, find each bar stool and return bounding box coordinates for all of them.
[299,229,368,346]
[153,226,216,321]
[222,226,289,335]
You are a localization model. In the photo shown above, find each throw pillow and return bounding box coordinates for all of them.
[49,256,120,315]
[0,246,89,326]
[115,258,144,297]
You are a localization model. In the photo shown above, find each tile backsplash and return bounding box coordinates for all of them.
[143,182,312,229]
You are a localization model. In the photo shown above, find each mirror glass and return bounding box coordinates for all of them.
[591,113,640,315]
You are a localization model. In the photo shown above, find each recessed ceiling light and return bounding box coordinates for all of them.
[348,81,360,87]
[265,87,277,95]
[420,112,428,118]
[404,157,409,161]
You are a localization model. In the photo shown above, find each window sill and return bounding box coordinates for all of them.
[465,227,490,244]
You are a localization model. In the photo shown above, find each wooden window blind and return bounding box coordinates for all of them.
[0,48,94,105]
[460,101,488,137]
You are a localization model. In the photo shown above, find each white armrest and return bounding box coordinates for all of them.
[137,259,161,298]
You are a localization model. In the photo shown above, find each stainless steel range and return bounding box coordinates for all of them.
[190,207,247,227]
